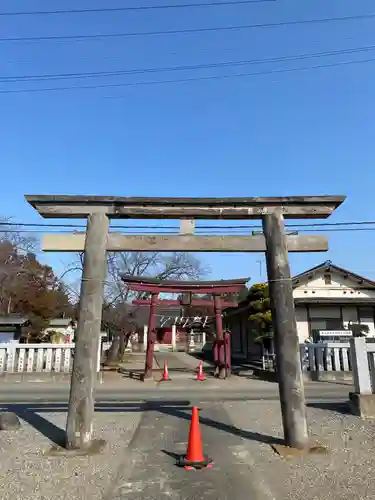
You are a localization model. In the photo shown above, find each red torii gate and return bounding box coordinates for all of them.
[122,275,249,379]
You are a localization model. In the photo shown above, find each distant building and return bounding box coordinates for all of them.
[0,315,30,343]
[43,318,76,343]
[225,261,375,360]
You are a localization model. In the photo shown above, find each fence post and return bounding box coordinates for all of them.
[96,337,102,373]
[6,343,16,373]
[350,337,372,394]
[299,345,306,371]
[143,325,148,352]
[171,325,177,351]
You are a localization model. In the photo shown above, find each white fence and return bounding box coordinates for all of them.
[300,342,352,373]
[0,343,101,374]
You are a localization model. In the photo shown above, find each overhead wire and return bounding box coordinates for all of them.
[1,12,375,43]
[0,0,275,17]
[2,57,375,94]
[3,228,375,234]
[2,221,375,233]
[2,44,375,83]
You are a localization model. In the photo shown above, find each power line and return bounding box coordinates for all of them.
[3,221,375,231]
[3,220,375,228]
[1,12,374,43]
[0,0,275,17]
[3,44,375,83]
[1,56,374,94]
[0,33,360,67]
[2,227,375,234]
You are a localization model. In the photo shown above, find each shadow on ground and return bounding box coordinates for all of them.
[2,400,282,448]
[181,352,278,382]
[306,401,352,415]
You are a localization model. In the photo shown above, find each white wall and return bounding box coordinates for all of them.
[295,305,375,340]
[293,271,375,299]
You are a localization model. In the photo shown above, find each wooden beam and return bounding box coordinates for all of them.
[129,284,245,294]
[122,276,249,287]
[25,194,346,220]
[28,204,338,220]
[42,233,329,253]
[132,299,239,308]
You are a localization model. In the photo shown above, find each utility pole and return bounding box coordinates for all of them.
[262,211,308,450]
[66,213,109,450]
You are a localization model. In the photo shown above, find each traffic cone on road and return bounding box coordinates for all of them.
[195,361,205,382]
[178,407,212,470]
[161,360,171,382]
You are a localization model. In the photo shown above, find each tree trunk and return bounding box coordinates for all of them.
[106,331,121,364]
[106,330,130,364]
[118,330,127,361]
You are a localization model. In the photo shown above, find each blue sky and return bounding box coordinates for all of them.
[0,0,374,284]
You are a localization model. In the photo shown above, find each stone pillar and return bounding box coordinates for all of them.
[350,337,372,394]
[66,212,109,450]
[263,211,308,450]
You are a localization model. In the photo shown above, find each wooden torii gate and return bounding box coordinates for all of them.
[25,194,345,452]
[122,275,249,379]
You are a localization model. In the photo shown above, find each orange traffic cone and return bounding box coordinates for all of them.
[195,361,205,381]
[178,407,212,470]
[161,360,171,382]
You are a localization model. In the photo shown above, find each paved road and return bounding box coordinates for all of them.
[0,381,352,404]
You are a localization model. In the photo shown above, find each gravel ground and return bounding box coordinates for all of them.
[0,410,142,500]
[224,401,375,500]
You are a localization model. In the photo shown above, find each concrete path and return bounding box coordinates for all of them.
[109,403,271,500]
[115,351,209,381]
[153,351,211,375]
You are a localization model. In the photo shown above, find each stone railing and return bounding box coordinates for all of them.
[300,342,352,375]
[0,343,101,374]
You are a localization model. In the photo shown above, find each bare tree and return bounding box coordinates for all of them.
[0,218,39,315]
[64,251,209,303]
[0,217,37,254]
[63,250,210,363]
[106,251,208,303]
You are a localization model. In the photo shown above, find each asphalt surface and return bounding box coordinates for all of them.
[0,382,352,404]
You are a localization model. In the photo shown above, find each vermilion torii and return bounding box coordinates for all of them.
[123,275,249,380]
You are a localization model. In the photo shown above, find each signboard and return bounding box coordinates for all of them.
[319,330,352,337]
[158,315,210,329]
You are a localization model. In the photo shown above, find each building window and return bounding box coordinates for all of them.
[358,307,374,322]
[324,274,332,285]
[325,318,343,330]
